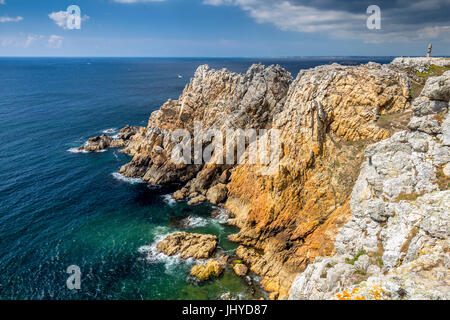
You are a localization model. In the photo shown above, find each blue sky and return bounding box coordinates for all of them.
[0,0,449,57]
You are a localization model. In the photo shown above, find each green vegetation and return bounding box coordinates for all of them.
[410,64,450,100]
[395,192,422,202]
[436,166,450,191]
[376,257,384,268]
[416,64,450,78]
[376,111,412,132]
[354,269,367,276]
[345,249,366,265]
[432,112,446,126]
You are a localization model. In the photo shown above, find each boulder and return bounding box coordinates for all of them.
[206,184,228,205]
[156,232,217,260]
[421,71,450,101]
[233,263,248,277]
[117,125,141,140]
[190,255,229,281]
[173,188,189,200]
[218,170,231,184]
[188,195,207,205]
[79,134,125,152]
[354,255,370,272]
[411,97,448,116]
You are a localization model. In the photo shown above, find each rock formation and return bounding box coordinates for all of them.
[82,57,449,299]
[78,125,142,152]
[233,263,248,277]
[391,57,450,73]
[190,255,229,281]
[156,232,218,260]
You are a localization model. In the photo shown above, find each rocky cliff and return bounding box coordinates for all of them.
[289,64,450,300]
[81,57,449,299]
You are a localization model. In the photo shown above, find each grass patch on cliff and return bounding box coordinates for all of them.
[345,249,366,265]
[409,64,450,100]
[394,192,422,202]
[416,64,450,78]
[409,81,424,100]
[376,111,412,132]
[432,112,446,126]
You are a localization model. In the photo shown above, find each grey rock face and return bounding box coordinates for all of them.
[421,71,450,101]
[408,116,442,135]
[412,97,448,116]
[443,112,450,146]
[391,57,450,73]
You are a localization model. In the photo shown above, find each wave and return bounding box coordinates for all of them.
[161,194,176,206]
[219,292,246,300]
[211,207,232,224]
[102,128,118,134]
[184,216,209,228]
[111,172,144,184]
[67,147,88,154]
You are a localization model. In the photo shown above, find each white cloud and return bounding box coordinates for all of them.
[113,0,166,3]
[418,25,450,40]
[49,11,89,29]
[48,35,64,48]
[0,0,5,5]
[203,0,450,43]
[25,35,43,48]
[203,0,234,5]
[0,16,23,23]
[1,39,13,47]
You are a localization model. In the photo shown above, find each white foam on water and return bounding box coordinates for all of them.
[183,216,208,228]
[102,128,118,134]
[212,207,231,224]
[111,172,144,184]
[161,194,176,206]
[67,147,88,154]
[219,292,246,300]
[138,232,197,274]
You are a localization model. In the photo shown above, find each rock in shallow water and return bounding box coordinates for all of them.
[156,232,218,260]
[233,263,248,277]
[190,255,229,281]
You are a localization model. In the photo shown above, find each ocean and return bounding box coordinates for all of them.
[0,57,393,299]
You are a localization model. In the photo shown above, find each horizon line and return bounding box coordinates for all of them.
[0,55,413,59]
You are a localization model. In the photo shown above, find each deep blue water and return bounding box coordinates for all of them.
[0,57,393,300]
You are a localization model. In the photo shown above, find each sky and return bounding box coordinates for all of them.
[0,0,449,57]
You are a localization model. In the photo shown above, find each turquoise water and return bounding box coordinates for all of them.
[0,57,393,299]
